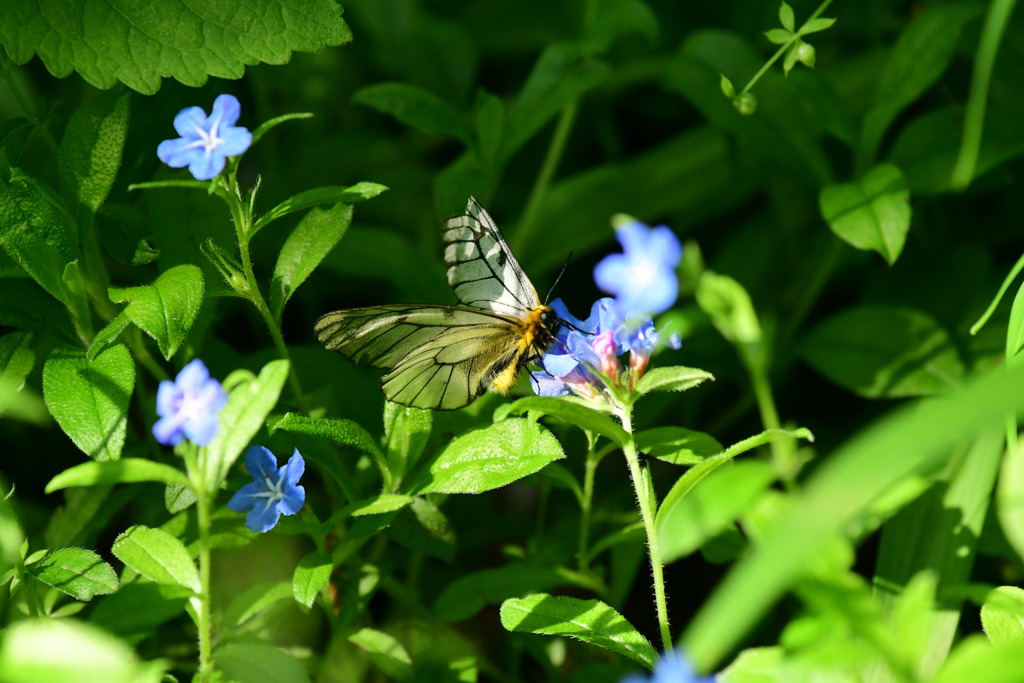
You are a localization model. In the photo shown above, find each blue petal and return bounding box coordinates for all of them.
[244,445,278,480]
[277,484,306,516]
[157,137,200,167]
[227,481,265,512]
[217,127,252,157]
[618,675,649,683]
[172,106,209,138]
[154,379,179,417]
[211,94,242,128]
[194,376,227,412]
[530,371,569,397]
[649,226,682,267]
[176,359,210,395]
[615,221,650,254]
[152,415,183,446]
[544,350,579,377]
[245,503,282,533]
[652,651,701,683]
[188,151,226,181]
[283,451,305,486]
[182,412,220,446]
[593,254,630,294]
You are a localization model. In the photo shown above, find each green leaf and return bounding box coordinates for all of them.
[204,359,289,491]
[719,74,736,98]
[215,643,311,683]
[348,628,414,681]
[0,331,34,414]
[0,476,23,576]
[819,163,911,265]
[96,203,160,267]
[981,586,1024,646]
[417,419,565,494]
[0,619,162,683]
[859,5,982,167]
[778,1,795,31]
[0,167,78,269]
[270,203,352,321]
[635,366,714,394]
[271,412,385,482]
[695,271,762,355]
[331,494,415,522]
[717,647,783,682]
[931,635,1024,683]
[223,581,293,628]
[111,525,199,593]
[635,427,723,466]
[385,402,433,483]
[255,182,387,233]
[505,395,628,446]
[42,345,134,461]
[799,305,964,398]
[500,594,657,669]
[657,460,776,564]
[250,112,314,146]
[1008,280,1024,365]
[387,497,456,563]
[581,0,659,53]
[473,89,506,170]
[89,583,192,636]
[57,91,130,230]
[434,564,598,622]
[100,264,204,361]
[764,28,792,45]
[29,547,118,601]
[0,279,77,344]
[503,43,610,161]
[998,439,1024,564]
[0,1,352,95]
[45,459,191,494]
[293,552,332,612]
[353,82,474,147]
[801,17,837,35]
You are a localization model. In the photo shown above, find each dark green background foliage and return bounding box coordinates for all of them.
[4,0,1024,681]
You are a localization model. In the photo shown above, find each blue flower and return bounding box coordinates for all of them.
[620,651,713,683]
[157,94,252,181]
[628,319,682,377]
[594,221,682,317]
[153,359,227,446]
[228,446,306,533]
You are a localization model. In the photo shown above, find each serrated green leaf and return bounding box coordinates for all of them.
[42,344,134,461]
[819,163,911,265]
[215,642,311,683]
[799,305,963,398]
[353,82,474,147]
[111,525,199,593]
[348,628,413,682]
[293,552,332,612]
[104,264,204,360]
[271,203,352,321]
[29,547,118,601]
[434,564,598,622]
[57,91,129,230]
[89,582,192,636]
[505,395,628,446]
[0,1,352,95]
[45,459,191,494]
[657,460,776,563]
[635,366,714,394]
[500,594,657,669]
[205,359,288,491]
[981,586,1024,646]
[635,426,722,466]
[418,419,564,494]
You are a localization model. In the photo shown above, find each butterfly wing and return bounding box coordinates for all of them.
[442,197,541,317]
[314,304,527,410]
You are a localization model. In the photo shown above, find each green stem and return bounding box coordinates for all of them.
[195,483,213,683]
[513,102,578,253]
[970,250,1024,335]
[224,192,309,413]
[951,0,1018,189]
[738,0,834,95]
[620,405,672,651]
[13,554,41,617]
[748,362,796,483]
[577,442,600,572]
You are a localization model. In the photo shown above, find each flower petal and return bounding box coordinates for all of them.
[649,226,682,267]
[227,482,264,512]
[154,380,179,417]
[157,137,201,168]
[217,127,252,157]
[543,351,579,377]
[277,485,305,516]
[176,359,211,395]
[182,412,220,446]
[530,371,570,397]
[188,151,226,181]
[245,503,282,533]
[283,451,305,486]
[593,254,630,294]
[244,445,278,480]
[172,106,209,138]
[152,415,183,446]
[211,94,242,128]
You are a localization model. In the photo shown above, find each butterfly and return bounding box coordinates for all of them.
[314,197,562,410]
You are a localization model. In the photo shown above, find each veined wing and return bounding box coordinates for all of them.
[314,304,528,410]
[442,197,541,317]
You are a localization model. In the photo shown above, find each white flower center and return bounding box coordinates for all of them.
[192,120,224,154]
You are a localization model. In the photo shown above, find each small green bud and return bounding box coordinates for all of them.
[795,42,816,68]
[733,92,757,116]
[720,74,736,98]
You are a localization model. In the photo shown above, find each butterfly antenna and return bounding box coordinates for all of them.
[544,251,573,305]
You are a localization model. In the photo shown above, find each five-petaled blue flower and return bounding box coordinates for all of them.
[157,94,252,181]
[228,446,306,533]
[594,221,682,318]
[620,651,713,683]
[153,359,227,446]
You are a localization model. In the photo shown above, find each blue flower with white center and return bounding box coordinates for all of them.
[153,359,227,447]
[620,651,713,683]
[157,94,252,181]
[228,446,306,533]
[594,221,682,317]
